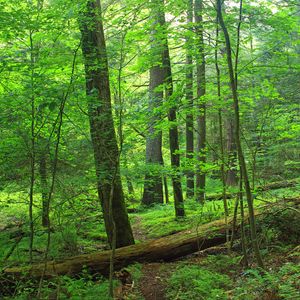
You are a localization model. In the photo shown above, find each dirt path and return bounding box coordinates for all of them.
[138,262,180,300]
[132,216,148,242]
[139,263,168,300]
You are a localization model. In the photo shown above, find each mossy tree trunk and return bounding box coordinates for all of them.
[80,0,134,248]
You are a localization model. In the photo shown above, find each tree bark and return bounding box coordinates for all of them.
[80,0,134,248]
[142,0,165,206]
[160,0,185,217]
[194,0,206,203]
[186,0,195,198]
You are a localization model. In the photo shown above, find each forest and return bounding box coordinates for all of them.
[0,0,299,299]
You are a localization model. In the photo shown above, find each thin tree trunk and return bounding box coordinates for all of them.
[186,0,194,199]
[225,0,243,187]
[80,0,134,248]
[160,3,185,217]
[215,20,229,244]
[29,29,35,263]
[217,0,264,268]
[194,0,206,203]
[239,172,248,266]
[163,177,169,203]
[226,120,238,186]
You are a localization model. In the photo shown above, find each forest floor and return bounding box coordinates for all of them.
[124,243,300,300]
[0,180,300,299]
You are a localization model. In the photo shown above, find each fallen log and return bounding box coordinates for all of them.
[3,218,232,278]
[257,180,297,192]
[4,196,300,279]
[206,179,298,201]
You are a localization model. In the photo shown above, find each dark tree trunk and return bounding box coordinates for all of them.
[149,0,185,216]
[186,0,195,199]
[194,0,206,203]
[80,0,134,248]
[142,0,165,206]
[163,35,185,217]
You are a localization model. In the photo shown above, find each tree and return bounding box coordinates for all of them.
[185,0,195,199]
[194,0,206,203]
[142,0,165,206]
[80,0,134,248]
[161,0,185,217]
[216,0,264,268]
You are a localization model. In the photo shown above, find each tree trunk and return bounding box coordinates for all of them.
[80,0,134,248]
[160,0,185,217]
[194,0,206,203]
[186,0,194,199]
[217,0,264,268]
[215,20,229,243]
[142,0,165,206]
[226,119,238,186]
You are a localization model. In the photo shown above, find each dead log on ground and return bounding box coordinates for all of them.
[3,196,300,279]
[2,218,235,278]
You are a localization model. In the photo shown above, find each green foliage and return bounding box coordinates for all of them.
[259,206,300,245]
[166,264,231,300]
[199,254,242,275]
[132,195,236,238]
[61,275,114,300]
[6,273,115,300]
[233,263,300,300]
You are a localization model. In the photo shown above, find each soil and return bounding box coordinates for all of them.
[139,263,170,300]
[132,216,148,242]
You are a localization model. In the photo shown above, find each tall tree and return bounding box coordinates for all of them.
[160,0,185,217]
[217,0,264,267]
[142,0,165,205]
[194,0,206,203]
[185,0,195,198]
[80,0,134,248]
